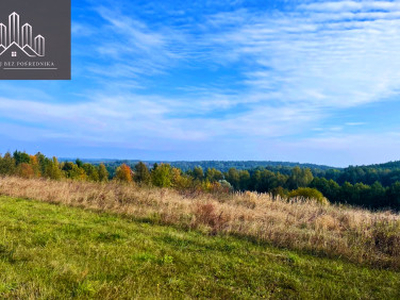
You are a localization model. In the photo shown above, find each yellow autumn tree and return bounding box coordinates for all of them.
[18,163,35,179]
[30,155,41,177]
[115,164,133,182]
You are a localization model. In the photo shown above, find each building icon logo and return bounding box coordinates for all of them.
[0,0,70,80]
[0,12,45,58]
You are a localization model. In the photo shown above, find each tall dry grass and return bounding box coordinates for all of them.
[0,176,399,269]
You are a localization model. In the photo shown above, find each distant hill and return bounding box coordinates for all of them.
[154,161,336,172]
[60,157,400,173]
[59,158,336,172]
[358,160,400,170]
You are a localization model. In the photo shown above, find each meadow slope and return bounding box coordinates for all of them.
[0,177,399,270]
[1,196,400,299]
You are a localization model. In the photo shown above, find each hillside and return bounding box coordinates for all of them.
[1,196,400,299]
[0,177,399,269]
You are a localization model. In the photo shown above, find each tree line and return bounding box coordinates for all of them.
[1,151,400,210]
[0,152,232,193]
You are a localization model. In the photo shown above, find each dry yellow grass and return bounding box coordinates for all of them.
[0,176,399,269]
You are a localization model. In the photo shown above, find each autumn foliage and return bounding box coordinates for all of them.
[115,164,133,182]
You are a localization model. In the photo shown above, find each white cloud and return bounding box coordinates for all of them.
[202,2,400,110]
[345,122,366,126]
[89,6,196,80]
[299,1,400,13]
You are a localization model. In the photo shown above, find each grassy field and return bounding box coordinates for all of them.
[1,177,399,270]
[0,196,400,299]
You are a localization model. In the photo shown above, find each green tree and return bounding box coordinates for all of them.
[0,153,16,175]
[171,167,192,190]
[35,152,47,175]
[310,178,340,203]
[225,168,240,190]
[193,166,204,181]
[368,181,386,208]
[287,167,313,190]
[13,151,30,165]
[249,170,262,191]
[151,164,173,187]
[340,182,354,204]
[238,170,251,190]
[44,157,63,180]
[75,159,83,168]
[82,163,99,182]
[255,170,279,193]
[387,182,400,208]
[134,162,151,184]
[62,162,86,180]
[205,168,223,183]
[98,163,109,182]
[353,183,371,206]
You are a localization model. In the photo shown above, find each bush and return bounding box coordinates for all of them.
[288,188,329,205]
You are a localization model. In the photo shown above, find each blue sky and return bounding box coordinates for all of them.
[1,0,400,167]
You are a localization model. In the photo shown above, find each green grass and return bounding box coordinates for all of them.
[0,196,399,299]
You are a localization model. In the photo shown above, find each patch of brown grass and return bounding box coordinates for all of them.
[0,176,399,269]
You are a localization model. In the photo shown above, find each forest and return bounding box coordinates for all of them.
[1,151,400,210]
[76,159,334,173]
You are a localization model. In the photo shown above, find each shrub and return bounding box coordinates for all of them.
[288,187,329,205]
[194,203,229,234]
